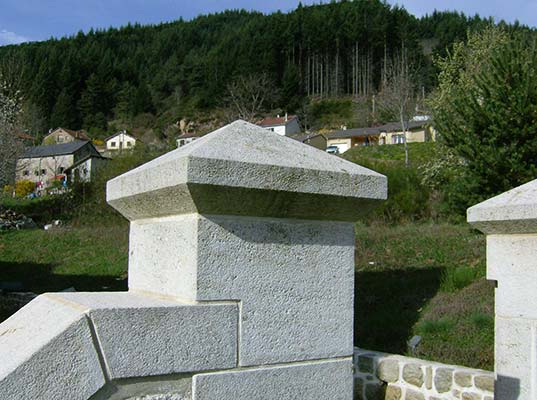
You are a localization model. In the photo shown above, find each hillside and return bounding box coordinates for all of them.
[0,1,502,140]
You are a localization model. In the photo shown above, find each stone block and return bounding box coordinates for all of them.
[454,371,473,387]
[378,359,399,383]
[130,214,354,366]
[365,381,385,400]
[486,235,537,319]
[358,354,375,374]
[467,178,537,234]
[495,316,531,398]
[49,292,238,378]
[354,376,364,400]
[404,388,425,400]
[434,368,453,393]
[107,120,387,222]
[425,366,432,389]
[354,376,365,400]
[0,294,105,399]
[385,384,402,400]
[403,363,424,387]
[192,358,353,400]
[461,392,481,400]
[473,375,494,393]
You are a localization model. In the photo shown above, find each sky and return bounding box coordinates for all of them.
[1,0,536,46]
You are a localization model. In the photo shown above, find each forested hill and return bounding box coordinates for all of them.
[0,1,521,139]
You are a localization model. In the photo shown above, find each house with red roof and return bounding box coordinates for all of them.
[258,114,301,136]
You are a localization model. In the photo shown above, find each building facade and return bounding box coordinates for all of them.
[258,115,301,136]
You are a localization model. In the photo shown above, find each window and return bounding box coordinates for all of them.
[41,169,46,175]
[23,170,29,176]
[59,167,65,173]
[126,142,132,147]
[179,140,186,146]
[392,135,405,144]
[110,141,117,148]
[34,170,39,176]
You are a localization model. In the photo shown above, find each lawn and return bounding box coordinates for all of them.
[355,222,493,370]
[0,225,129,321]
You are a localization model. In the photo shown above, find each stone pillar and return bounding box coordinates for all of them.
[468,179,537,400]
[107,120,387,399]
[0,120,386,400]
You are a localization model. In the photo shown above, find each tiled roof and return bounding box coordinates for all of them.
[291,133,326,143]
[21,140,90,159]
[258,115,298,127]
[326,120,428,139]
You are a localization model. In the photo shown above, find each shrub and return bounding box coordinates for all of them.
[15,180,35,197]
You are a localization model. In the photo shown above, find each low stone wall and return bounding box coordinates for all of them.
[354,348,494,400]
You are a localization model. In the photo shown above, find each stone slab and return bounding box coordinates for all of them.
[486,235,537,319]
[467,178,537,234]
[107,120,386,222]
[0,294,105,399]
[495,316,531,399]
[129,214,354,366]
[49,292,239,379]
[192,358,353,400]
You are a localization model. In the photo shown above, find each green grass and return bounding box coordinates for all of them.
[354,222,492,370]
[0,225,129,321]
[343,142,439,167]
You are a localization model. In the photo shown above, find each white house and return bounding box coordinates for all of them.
[258,114,301,136]
[105,130,136,152]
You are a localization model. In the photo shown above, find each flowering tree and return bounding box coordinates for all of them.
[0,76,23,188]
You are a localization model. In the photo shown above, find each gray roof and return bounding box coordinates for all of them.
[326,120,428,139]
[291,133,326,143]
[21,140,90,159]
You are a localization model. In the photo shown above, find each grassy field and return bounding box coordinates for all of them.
[354,222,492,370]
[0,220,493,370]
[0,224,129,321]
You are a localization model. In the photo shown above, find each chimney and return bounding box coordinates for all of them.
[285,113,288,122]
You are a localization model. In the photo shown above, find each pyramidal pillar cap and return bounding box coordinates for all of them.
[467,178,537,234]
[107,120,387,222]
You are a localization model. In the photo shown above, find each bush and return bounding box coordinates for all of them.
[343,153,431,223]
[15,180,35,197]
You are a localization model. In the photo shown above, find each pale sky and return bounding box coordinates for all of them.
[0,0,535,46]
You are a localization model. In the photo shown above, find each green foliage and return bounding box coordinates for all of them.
[431,28,537,213]
[1,2,519,137]
[14,180,34,197]
[309,99,353,129]
[343,143,436,223]
[441,266,483,292]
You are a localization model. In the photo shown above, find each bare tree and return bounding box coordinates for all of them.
[0,75,24,187]
[378,49,417,167]
[226,73,277,122]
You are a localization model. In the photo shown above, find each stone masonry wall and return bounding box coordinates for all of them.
[354,348,494,400]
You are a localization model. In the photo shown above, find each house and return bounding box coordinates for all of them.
[258,114,301,136]
[65,154,108,183]
[42,127,90,145]
[325,120,434,153]
[290,133,327,151]
[177,132,201,147]
[16,140,104,189]
[105,130,136,152]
